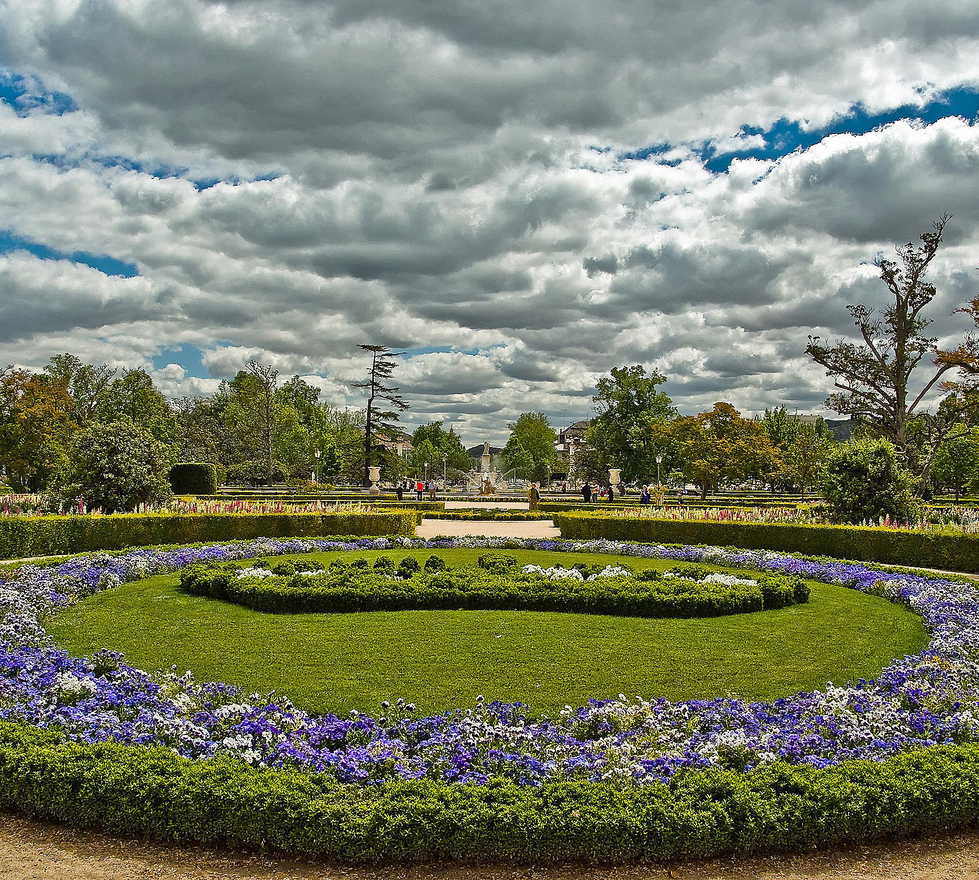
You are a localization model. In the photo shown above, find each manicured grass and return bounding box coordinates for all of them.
[45,548,929,716]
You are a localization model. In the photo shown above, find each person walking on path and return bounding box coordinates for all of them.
[415,479,424,501]
[581,482,592,503]
[640,485,651,504]
[396,482,404,501]
[528,483,541,510]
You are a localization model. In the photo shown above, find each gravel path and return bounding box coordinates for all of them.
[1,815,977,880]
[414,519,560,538]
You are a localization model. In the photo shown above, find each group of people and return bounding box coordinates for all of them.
[395,479,440,501]
[578,482,621,503]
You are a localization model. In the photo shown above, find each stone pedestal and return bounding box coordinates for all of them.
[368,465,381,495]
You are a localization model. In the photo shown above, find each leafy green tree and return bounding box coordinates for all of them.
[223,361,281,485]
[502,412,556,483]
[821,437,919,523]
[95,369,178,444]
[0,368,77,491]
[761,408,833,492]
[55,419,174,512]
[500,438,534,480]
[322,406,366,484]
[931,427,979,500]
[410,422,471,479]
[42,353,115,426]
[659,402,779,498]
[586,365,676,482]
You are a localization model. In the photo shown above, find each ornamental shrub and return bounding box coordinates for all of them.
[179,562,807,617]
[424,554,447,572]
[2,724,978,864]
[54,418,175,513]
[168,462,218,495]
[397,556,421,578]
[553,513,979,573]
[477,553,518,573]
[822,438,919,524]
[0,510,416,559]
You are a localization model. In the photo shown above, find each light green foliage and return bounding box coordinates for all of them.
[54,418,175,512]
[502,412,556,481]
[94,369,178,444]
[762,407,833,492]
[409,422,471,479]
[0,368,77,492]
[585,365,676,482]
[931,426,979,499]
[822,437,919,523]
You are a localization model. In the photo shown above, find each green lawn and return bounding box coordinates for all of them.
[45,548,929,716]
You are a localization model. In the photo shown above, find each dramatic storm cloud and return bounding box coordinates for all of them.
[1,0,978,441]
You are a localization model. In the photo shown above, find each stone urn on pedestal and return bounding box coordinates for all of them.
[368,465,381,496]
[608,468,622,498]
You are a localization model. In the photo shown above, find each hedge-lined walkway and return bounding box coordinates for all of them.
[1,814,977,879]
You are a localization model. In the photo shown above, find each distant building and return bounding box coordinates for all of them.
[556,419,593,453]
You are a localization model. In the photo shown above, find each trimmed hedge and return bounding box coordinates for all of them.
[179,558,807,617]
[0,724,977,864]
[169,462,219,495]
[554,513,979,573]
[0,510,416,560]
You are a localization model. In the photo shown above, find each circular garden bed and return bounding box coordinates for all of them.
[1,536,978,863]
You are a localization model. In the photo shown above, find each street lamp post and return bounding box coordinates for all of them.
[312,448,321,483]
[656,454,663,486]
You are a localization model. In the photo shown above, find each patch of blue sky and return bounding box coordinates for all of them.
[0,70,77,116]
[0,229,139,277]
[151,343,210,377]
[401,346,484,358]
[621,85,979,173]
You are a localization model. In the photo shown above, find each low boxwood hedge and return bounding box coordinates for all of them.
[0,510,416,560]
[554,513,979,573]
[0,723,977,864]
[178,556,807,617]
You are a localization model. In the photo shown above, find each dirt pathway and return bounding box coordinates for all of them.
[1,815,978,880]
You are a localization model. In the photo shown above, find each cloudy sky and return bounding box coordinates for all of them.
[1,0,978,443]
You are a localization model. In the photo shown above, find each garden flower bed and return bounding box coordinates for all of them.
[1,535,978,862]
[178,552,807,616]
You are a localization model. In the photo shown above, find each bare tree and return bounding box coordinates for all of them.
[353,345,407,486]
[807,215,979,476]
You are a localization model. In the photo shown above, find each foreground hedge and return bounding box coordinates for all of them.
[0,510,416,559]
[0,724,976,864]
[555,513,979,573]
[179,558,806,617]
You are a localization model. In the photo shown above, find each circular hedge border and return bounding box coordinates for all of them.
[178,554,809,617]
[1,535,978,863]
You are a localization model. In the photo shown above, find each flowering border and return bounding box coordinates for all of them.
[1,535,977,786]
